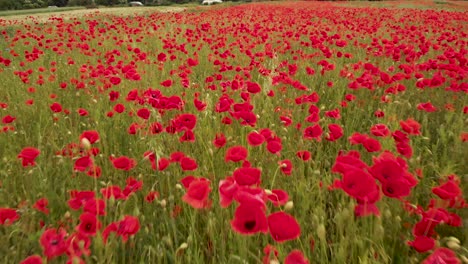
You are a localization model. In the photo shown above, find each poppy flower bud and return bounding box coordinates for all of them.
[460,255,468,263]
[384,209,392,218]
[162,236,172,247]
[317,224,326,242]
[446,237,460,250]
[270,260,280,264]
[264,189,273,195]
[175,184,183,190]
[81,138,91,150]
[284,201,294,211]
[178,242,188,250]
[160,199,167,208]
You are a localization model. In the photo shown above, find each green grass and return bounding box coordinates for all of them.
[0,6,86,17]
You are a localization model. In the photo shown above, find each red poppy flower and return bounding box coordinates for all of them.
[303,124,322,141]
[20,255,43,264]
[33,198,49,215]
[225,146,248,162]
[161,79,173,87]
[231,203,268,235]
[400,118,421,135]
[247,131,265,146]
[103,215,141,243]
[279,159,293,175]
[408,236,435,253]
[137,108,151,120]
[66,232,90,257]
[370,124,390,137]
[68,190,95,210]
[246,81,261,94]
[77,108,89,116]
[179,129,195,142]
[0,208,19,225]
[417,102,437,112]
[422,248,460,264]
[18,147,40,167]
[348,132,368,145]
[122,177,143,197]
[2,115,15,124]
[233,167,262,186]
[284,250,309,264]
[83,198,106,215]
[174,113,197,131]
[267,189,289,206]
[111,156,136,171]
[280,116,293,127]
[432,178,461,200]
[296,150,311,161]
[213,133,227,148]
[180,157,198,171]
[187,58,199,67]
[263,244,279,264]
[339,169,378,201]
[362,137,381,152]
[114,103,125,113]
[145,191,160,203]
[74,156,93,172]
[392,130,410,143]
[325,124,343,141]
[40,228,67,259]
[266,138,282,154]
[182,178,212,209]
[78,132,98,148]
[234,186,267,208]
[218,176,239,208]
[331,150,368,175]
[77,212,101,236]
[101,186,124,200]
[268,211,301,242]
[382,179,412,198]
[109,76,121,85]
[50,102,63,113]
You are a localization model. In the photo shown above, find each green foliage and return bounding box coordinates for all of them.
[0,0,24,10]
[96,0,126,6]
[67,0,92,6]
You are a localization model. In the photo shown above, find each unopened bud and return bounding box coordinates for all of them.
[284,201,294,211]
[178,242,188,250]
[317,224,326,242]
[446,238,460,250]
[160,199,167,208]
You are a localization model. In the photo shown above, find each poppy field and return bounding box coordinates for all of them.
[0,1,467,263]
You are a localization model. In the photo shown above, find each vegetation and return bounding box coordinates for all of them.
[0,1,467,264]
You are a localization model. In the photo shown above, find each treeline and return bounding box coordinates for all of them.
[0,0,134,10]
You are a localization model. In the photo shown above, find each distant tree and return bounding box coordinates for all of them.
[47,0,69,6]
[0,0,24,10]
[95,0,125,5]
[67,0,91,6]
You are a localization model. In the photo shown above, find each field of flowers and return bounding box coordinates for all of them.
[0,1,467,263]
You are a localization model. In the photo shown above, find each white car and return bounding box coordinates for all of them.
[129,1,144,6]
[202,0,222,5]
